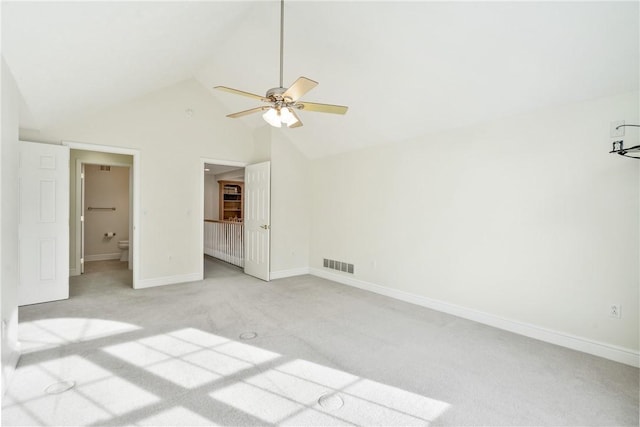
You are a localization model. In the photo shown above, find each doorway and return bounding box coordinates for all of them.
[200,159,272,281]
[202,160,246,277]
[65,142,140,289]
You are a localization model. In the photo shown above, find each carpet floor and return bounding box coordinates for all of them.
[2,257,638,426]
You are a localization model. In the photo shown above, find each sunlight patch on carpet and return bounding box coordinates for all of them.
[19,318,141,354]
[5,325,449,426]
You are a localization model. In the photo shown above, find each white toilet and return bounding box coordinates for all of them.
[118,240,129,262]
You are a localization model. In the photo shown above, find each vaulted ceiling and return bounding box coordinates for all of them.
[2,1,638,158]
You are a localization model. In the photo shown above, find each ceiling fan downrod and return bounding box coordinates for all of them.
[279,0,285,89]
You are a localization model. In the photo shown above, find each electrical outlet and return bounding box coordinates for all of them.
[610,120,625,137]
[609,304,622,319]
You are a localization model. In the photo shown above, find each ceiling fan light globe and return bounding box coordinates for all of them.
[263,108,282,128]
[281,107,299,127]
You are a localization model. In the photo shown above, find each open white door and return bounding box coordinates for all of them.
[18,141,70,305]
[244,161,270,281]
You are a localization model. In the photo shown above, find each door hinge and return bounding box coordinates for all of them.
[80,258,84,264]
[80,215,84,222]
[81,172,85,179]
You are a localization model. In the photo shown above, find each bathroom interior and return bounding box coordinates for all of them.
[71,149,133,279]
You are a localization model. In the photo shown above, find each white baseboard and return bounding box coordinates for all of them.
[309,268,639,368]
[270,267,310,280]
[135,272,203,289]
[69,267,80,277]
[85,253,121,262]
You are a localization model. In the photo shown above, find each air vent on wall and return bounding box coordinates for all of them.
[323,258,354,274]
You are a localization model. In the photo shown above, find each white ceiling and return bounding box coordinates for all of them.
[3,1,638,158]
[204,163,243,176]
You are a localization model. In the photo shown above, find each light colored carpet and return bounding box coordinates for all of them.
[2,257,638,426]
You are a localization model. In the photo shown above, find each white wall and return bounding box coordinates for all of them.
[270,128,311,277]
[21,79,257,287]
[84,164,129,259]
[1,59,21,395]
[310,91,639,360]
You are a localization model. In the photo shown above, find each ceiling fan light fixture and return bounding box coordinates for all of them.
[215,0,347,127]
[262,107,299,128]
[263,108,282,128]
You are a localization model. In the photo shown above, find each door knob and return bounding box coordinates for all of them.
[260,224,270,230]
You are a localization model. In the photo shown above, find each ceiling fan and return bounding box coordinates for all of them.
[214,0,348,128]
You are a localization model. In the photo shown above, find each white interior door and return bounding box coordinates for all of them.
[244,161,270,281]
[18,141,70,305]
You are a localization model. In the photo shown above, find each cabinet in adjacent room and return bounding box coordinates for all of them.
[219,181,243,221]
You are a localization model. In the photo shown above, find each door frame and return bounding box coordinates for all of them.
[63,141,140,288]
[199,157,248,277]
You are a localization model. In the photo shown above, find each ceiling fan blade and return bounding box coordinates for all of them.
[227,106,268,118]
[214,86,267,101]
[288,108,303,128]
[298,101,348,115]
[282,77,318,101]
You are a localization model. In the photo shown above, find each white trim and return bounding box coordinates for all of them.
[199,158,248,278]
[309,268,640,368]
[63,141,138,157]
[74,159,83,276]
[136,272,203,289]
[85,253,121,262]
[69,267,80,277]
[270,267,310,280]
[73,159,81,276]
[63,141,140,289]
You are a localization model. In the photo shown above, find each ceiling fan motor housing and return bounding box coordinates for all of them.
[266,87,289,102]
